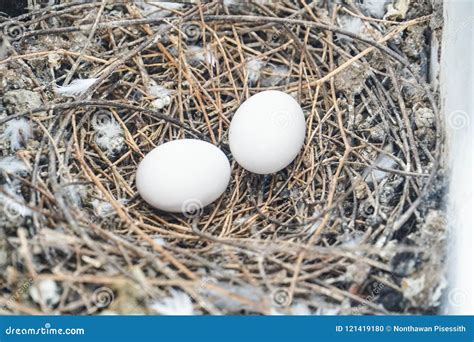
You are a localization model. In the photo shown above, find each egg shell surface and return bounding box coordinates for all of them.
[229,90,306,174]
[136,139,231,213]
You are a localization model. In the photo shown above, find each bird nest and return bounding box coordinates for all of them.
[0,0,447,315]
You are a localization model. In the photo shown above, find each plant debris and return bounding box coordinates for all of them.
[0,0,446,315]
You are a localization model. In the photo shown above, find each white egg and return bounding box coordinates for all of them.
[136,139,231,213]
[229,90,306,174]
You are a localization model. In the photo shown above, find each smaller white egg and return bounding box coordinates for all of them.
[136,139,230,213]
[229,90,306,174]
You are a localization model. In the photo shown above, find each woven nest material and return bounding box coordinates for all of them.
[0,1,447,315]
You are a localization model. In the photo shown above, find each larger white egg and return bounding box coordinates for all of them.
[229,90,306,174]
[136,139,231,213]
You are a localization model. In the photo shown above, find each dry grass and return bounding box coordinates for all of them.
[0,0,446,315]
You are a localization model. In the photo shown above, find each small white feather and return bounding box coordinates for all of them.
[0,182,31,218]
[55,78,98,97]
[361,0,389,19]
[149,84,171,98]
[91,198,126,217]
[337,16,364,41]
[363,146,397,183]
[202,283,263,310]
[2,119,32,151]
[150,290,194,315]
[0,156,29,175]
[261,64,289,87]
[186,45,217,67]
[0,36,10,59]
[29,279,60,306]
[246,59,265,85]
[152,97,171,109]
[94,120,125,156]
[62,181,86,208]
[92,199,113,217]
[371,154,396,181]
[149,82,172,109]
[340,231,365,248]
[140,2,184,18]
